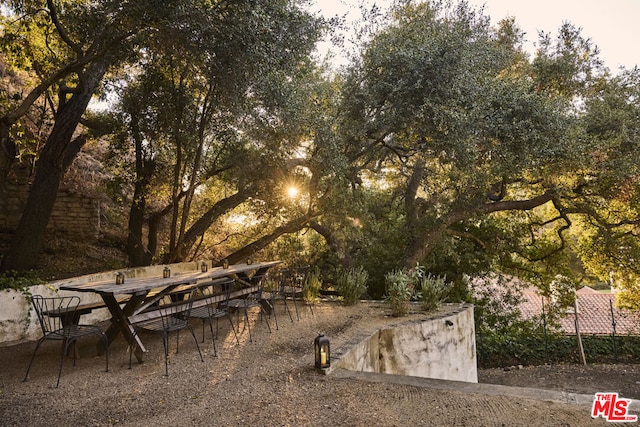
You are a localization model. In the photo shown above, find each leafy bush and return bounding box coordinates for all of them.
[383,265,450,315]
[416,270,448,311]
[335,266,368,305]
[477,331,640,368]
[476,323,547,367]
[472,274,545,366]
[384,269,414,316]
[0,271,45,298]
[303,266,322,304]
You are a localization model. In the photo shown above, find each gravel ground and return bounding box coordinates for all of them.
[0,301,620,426]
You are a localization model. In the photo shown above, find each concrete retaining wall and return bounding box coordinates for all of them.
[0,261,203,345]
[329,304,477,383]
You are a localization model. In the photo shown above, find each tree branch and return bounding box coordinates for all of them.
[308,220,352,267]
[404,190,556,267]
[4,53,102,124]
[46,0,83,55]
[222,213,317,265]
[446,229,487,249]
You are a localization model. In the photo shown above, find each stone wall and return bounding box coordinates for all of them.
[47,190,100,240]
[0,165,99,241]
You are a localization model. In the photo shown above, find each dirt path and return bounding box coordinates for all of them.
[0,301,628,426]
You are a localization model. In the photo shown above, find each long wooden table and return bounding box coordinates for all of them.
[59,261,281,362]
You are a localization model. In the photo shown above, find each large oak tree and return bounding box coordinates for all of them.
[322,1,640,295]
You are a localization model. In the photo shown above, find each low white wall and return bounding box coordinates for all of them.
[329,304,477,383]
[0,261,203,345]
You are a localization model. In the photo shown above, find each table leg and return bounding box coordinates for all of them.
[99,294,147,363]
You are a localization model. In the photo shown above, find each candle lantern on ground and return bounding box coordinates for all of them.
[314,334,330,369]
[116,272,125,285]
[201,261,208,273]
[163,266,171,278]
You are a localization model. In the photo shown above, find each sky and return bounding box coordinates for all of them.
[309,0,640,72]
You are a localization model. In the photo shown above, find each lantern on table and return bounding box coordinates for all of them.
[163,266,171,278]
[314,334,330,369]
[223,259,229,269]
[201,261,208,273]
[116,272,125,285]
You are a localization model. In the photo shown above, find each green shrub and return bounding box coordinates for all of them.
[335,266,368,305]
[0,271,45,299]
[303,266,322,304]
[473,274,546,367]
[384,269,414,316]
[476,331,640,368]
[416,272,448,311]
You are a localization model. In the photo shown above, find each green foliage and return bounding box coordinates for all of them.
[415,270,448,312]
[473,274,546,366]
[303,266,322,304]
[383,264,450,316]
[384,269,414,317]
[0,0,327,271]
[0,271,45,298]
[335,266,368,305]
[332,0,640,298]
[478,332,640,368]
[476,326,546,368]
[4,0,640,302]
[548,275,578,310]
[616,281,640,312]
[473,273,640,367]
[347,188,409,299]
[108,0,327,264]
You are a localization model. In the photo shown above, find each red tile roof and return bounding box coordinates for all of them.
[520,290,640,336]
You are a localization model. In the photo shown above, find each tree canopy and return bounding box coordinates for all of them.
[1,0,639,308]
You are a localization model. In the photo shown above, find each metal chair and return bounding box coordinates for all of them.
[262,269,292,331]
[129,289,203,376]
[224,273,272,342]
[189,279,240,356]
[23,295,109,388]
[282,266,313,320]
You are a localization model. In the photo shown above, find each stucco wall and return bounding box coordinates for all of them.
[329,304,477,383]
[0,261,203,345]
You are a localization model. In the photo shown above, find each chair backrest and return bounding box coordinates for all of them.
[31,295,81,335]
[293,266,310,287]
[156,289,198,328]
[271,268,289,294]
[249,272,268,299]
[200,278,234,312]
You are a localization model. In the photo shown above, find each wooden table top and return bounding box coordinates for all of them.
[59,261,282,295]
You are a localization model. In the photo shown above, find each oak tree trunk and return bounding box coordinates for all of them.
[0,61,108,272]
